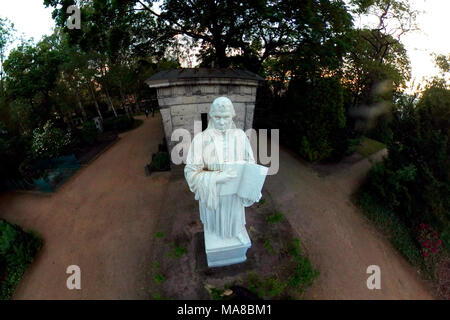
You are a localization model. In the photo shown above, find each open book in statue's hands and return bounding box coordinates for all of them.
[218,161,268,202]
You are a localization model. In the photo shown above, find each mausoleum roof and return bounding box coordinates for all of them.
[146,68,264,88]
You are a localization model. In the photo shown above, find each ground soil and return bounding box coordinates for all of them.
[0,115,167,299]
[147,166,300,300]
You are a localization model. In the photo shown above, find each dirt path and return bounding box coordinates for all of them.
[0,115,169,299]
[264,147,434,299]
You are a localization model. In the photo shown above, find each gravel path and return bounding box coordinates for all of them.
[0,115,169,299]
[264,147,434,299]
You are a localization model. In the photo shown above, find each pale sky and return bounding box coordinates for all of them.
[0,0,55,43]
[354,0,450,92]
[402,0,449,91]
[0,0,449,91]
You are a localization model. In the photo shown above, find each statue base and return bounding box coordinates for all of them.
[204,229,251,267]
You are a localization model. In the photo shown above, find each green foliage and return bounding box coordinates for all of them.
[417,223,443,261]
[153,273,165,284]
[245,238,319,299]
[283,76,347,162]
[208,287,225,300]
[263,238,275,255]
[152,292,163,300]
[155,232,164,239]
[346,137,362,155]
[155,0,353,72]
[102,116,134,132]
[286,239,320,293]
[300,136,328,163]
[356,192,422,266]
[3,36,66,131]
[150,152,170,171]
[417,85,450,139]
[168,243,187,258]
[0,17,15,98]
[0,133,29,182]
[31,120,72,160]
[0,219,42,300]
[344,30,410,104]
[357,84,449,282]
[81,120,98,145]
[360,84,449,236]
[245,272,265,298]
[266,211,284,224]
[246,272,287,299]
[262,276,287,298]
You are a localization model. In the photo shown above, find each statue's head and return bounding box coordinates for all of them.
[209,96,236,132]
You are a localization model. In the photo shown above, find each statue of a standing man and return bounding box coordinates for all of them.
[184,96,262,267]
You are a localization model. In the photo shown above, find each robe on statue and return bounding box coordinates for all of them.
[184,126,260,239]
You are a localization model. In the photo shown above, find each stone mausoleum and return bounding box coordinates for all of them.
[145,68,263,152]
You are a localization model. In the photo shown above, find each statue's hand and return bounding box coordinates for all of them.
[216,169,237,184]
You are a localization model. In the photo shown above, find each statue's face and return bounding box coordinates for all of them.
[211,110,232,132]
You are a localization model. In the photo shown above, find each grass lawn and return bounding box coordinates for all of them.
[356,137,386,158]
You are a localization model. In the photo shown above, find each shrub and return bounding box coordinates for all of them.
[31,120,72,159]
[0,134,29,182]
[168,243,187,258]
[0,219,42,300]
[81,120,98,145]
[266,211,284,224]
[150,152,170,171]
[356,191,422,266]
[262,277,287,298]
[209,287,226,300]
[300,136,329,162]
[285,77,347,162]
[103,115,134,132]
[360,88,449,235]
[154,273,165,284]
[417,223,443,260]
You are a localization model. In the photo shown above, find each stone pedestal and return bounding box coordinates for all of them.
[204,229,251,267]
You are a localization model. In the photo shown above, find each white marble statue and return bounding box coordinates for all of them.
[184,96,264,267]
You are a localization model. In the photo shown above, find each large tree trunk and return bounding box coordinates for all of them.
[104,86,118,118]
[213,41,228,68]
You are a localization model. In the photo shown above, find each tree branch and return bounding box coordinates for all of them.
[137,0,213,44]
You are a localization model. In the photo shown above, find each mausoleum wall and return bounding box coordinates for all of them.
[148,78,259,152]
